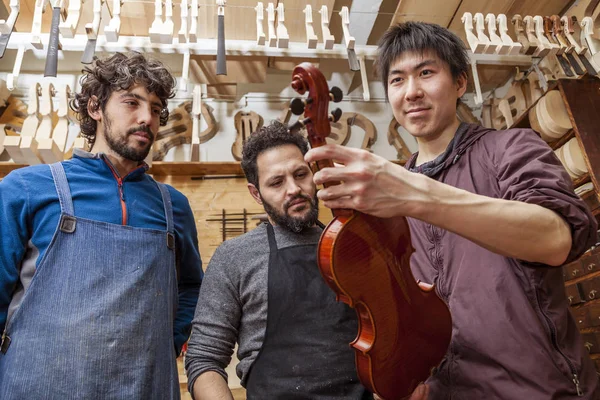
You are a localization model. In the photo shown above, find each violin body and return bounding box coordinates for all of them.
[319,212,452,399]
[289,62,452,400]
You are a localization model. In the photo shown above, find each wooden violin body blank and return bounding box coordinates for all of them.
[290,62,452,400]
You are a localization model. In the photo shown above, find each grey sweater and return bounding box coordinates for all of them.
[185,223,323,393]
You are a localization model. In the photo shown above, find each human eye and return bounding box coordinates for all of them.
[389,76,403,85]
[421,69,434,77]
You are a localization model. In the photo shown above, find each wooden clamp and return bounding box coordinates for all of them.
[104,0,123,42]
[266,3,276,47]
[462,12,486,53]
[189,0,199,42]
[474,13,492,54]
[339,6,355,50]
[320,5,334,50]
[81,0,103,64]
[276,2,289,48]
[485,13,509,54]
[149,0,164,44]
[190,84,202,161]
[161,0,174,44]
[524,15,548,58]
[4,83,42,164]
[31,0,50,50]
[36,82,63,163]
[511,14,534,55]
[59,0,83,38]
[387,119,412,162]
[52,84,72,156]
[7,45,25,91]
[496,14,521,55]
[0,0,20,35]
[178,0,188,43]
[304,5,317,49]
[180,50,190,92]
[255,2,266,45]
[581,17,600,56]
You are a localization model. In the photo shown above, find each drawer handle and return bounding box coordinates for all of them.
[590,290,597,300]
[573,269,579,276]
[585,342,593,352]
[568,296,574,304]
[588,263,596,271]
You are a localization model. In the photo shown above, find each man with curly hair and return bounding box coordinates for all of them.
[0,52,203,399]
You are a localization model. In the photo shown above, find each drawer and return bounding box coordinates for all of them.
[564,259,585,281]
[572,306,591,329]
[586,303,600,328]
[566,283,585,305]
[581,190,600,214]
[579,277,600,301]
[582,332,600,354]
[581,254,600,276]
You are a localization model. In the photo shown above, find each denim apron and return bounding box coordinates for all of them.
[245,223,371,400]
[0,162,179,399]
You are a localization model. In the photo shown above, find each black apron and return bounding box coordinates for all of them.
[245,223,372,400]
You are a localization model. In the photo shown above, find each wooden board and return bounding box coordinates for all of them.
[391,0,462,28]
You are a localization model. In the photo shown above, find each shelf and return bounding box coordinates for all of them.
[0,161,245,178]
[573,173,591,189]
[149,162,244,176]
[0,162,27,177]
[549,129,575,151]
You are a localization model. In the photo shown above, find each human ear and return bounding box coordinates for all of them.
[247,183,263,206]
[87,95,102,122]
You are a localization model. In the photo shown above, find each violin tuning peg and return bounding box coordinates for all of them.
[329,108,342,123]
[290,97,306,116]
[329,87,343,103]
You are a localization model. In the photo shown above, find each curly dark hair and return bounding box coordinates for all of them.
[376,21,469,100]
[241,121,310,188]
[70,52,176,148]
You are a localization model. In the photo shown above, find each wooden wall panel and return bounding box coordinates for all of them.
[391,0,462,28]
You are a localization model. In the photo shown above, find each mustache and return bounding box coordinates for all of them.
[284,194,312,211]
[127,125,154,141]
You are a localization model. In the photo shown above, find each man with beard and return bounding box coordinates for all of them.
[0,52,203,399]
[185,122,394,400]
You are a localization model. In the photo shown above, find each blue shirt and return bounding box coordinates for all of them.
[0,150,203,354]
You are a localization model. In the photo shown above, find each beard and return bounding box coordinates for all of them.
[103,113,154,162]
[262,192,319,233]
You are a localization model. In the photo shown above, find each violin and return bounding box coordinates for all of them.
[289,62,452,400]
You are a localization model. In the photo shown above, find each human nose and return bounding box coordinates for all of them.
[285,180,302,197]
[137,105,155,128]
[404,77,423,102]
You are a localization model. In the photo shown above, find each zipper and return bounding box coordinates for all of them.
[534,288,583,396]
[102,157,128,225]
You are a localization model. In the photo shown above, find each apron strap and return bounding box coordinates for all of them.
[50,162,77,233]
[266,223,278,254]
[156,182,175,250]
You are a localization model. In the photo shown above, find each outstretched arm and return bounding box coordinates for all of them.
[306,143,574,266]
